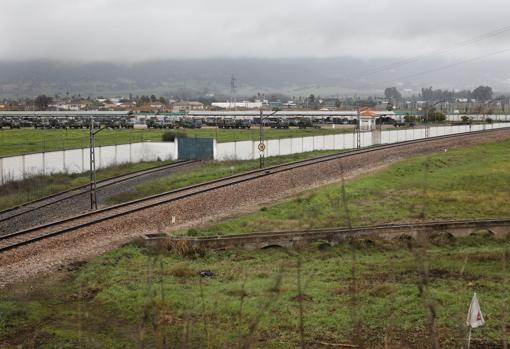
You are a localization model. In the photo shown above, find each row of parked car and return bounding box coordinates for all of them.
[0,117,136,129]
[146,117,203,129]
[146,117,323,130]
[1,115,326,130]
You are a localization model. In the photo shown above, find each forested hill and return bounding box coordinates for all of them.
[0,57,509,98]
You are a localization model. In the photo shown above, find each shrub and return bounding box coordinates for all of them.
[168,263,195,277]
[428,111,446,122]
[162,130,186,142]
[404,114,417,123]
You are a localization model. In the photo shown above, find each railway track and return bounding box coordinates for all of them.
[0,127,508,254]
[0,160,197,224]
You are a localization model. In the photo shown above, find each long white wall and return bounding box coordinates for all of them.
[215,123,509,161]
[0,142,176,184]
[1,123,508,183]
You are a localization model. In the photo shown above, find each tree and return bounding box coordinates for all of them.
[150,94,157,103]
[471,86,493,101]
[34,95,52,110]
[384,87,402,102]
[159,96,168,105]
[428,111,446,122]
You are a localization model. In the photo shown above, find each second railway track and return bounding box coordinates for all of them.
[1,127,509,254]
[0,159,200,231]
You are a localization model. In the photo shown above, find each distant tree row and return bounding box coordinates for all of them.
[420,85,493,102]
[383,86,495,103]
[136,95,168,106]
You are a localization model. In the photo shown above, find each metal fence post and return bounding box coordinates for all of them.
[22,154,26,180]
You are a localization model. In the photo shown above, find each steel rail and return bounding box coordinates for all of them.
[0,160,197,223]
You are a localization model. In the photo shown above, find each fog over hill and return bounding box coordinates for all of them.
[1,57,509,99]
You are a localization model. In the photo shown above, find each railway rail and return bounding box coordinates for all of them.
[0,127,508,254]
[0,160,197,223]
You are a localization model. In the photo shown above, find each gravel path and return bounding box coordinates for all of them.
[0,161,203,234]
[0,129,509,288]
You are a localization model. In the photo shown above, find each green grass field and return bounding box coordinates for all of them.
[0,127,353,157]
[183,138,510,236]
[1,234,509,348]
[1,139,509,348]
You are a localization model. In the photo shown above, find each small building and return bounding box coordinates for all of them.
[211,101,263,110]
[359,109,377,131]
[172,101,204,113]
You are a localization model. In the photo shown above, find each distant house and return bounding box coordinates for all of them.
[359,109,377,131]
[269,101,283,110]
[282,101,297,109]
[211,101,263,110]
[172,101,204,113]
[321,98,339,109]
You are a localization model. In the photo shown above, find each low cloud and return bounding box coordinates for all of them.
[1,0,510,62]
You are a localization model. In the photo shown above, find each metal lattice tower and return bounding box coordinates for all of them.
[230,74,237,112]
[356,100,361,148]
[89,116,98,210]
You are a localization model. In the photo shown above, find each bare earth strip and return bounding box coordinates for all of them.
[1,129,510,288]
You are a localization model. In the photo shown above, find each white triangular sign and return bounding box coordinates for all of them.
[466,293,485,328]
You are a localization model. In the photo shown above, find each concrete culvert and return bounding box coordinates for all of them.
[261,244,284,250]
[428,231,456,246]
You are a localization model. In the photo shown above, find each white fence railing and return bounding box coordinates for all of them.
[0,142,176,184]
[215,123,509,161]
[1,123,508,184]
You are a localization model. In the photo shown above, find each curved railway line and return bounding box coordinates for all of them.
[0,127,509,254]
[0,160,197,224]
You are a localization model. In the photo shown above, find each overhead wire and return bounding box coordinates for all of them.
[378,47,510,84]
[353,24,510,78]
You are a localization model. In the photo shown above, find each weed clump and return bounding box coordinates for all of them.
[168,263,195,278]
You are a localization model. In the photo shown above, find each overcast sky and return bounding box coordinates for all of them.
[1,0,510,62]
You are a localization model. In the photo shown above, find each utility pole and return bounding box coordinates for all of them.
[259,109,264,168]
[230,74,237,113]
[258,108,278,168]
[356,98,361,148]
[89,116,97,210]
[89,116,108,210]
[425,100,445,138]
[482,97,504,129]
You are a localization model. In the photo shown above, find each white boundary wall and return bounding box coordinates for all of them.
[215,123,509,161]
[0,142,176,184]
[1,123,508,183]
